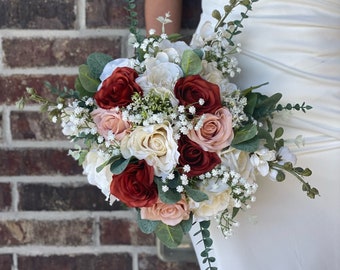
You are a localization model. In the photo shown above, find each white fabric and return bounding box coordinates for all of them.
[190,1,340,269]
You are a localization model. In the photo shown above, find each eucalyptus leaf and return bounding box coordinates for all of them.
[137,211,159,234]
[185,186,208,202]
[75,76,93,98]
[87,52,113,79]
[232,124,258,144]
[154,177,181,204]
[96,155,122,173]
[110,157,131,175]
[231,136,259,152]
[181,50,202,76]
[180,213,193,234]
[155,223,183,248]
[78,64,100,93]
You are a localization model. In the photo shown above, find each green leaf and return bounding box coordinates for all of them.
[87,52,113,79]
[199,220,211,229]
[185,186,208,202]
[244,92,258,115]
[96,155,122,173]
[155,223,183,248]
[78,64,100,93]
[155,177,181,204]
[180,214,193,234]
[231,136,259,152]
[254,93,282,119]
[75,76,93,97]
[180,50,202,76]
[137,211,159,234]
[110,157,131,175]
[274,127,284,139]
[257,127,275,150]
[232,124,258,145]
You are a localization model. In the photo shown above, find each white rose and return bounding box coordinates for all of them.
[120,123,179,178]
[221,148,256,183]
[191,21,216,48]
[99,58,134,82]
[190,190,232,220]
[200,60,224,85]
[159,39,191,58]
[82,150,116,204]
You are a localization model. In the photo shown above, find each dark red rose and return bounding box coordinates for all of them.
[177,135,221,177]
[174,75,222,115]
[110,159,158,208]
[94,67,143,109]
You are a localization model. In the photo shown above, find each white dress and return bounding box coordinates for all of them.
[190,1,340,269]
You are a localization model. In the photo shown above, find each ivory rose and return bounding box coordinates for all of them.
[188,107,234,152]
[120,123,179,178]
[91,107,131,141]
[140,197,190,226]
[190,190,232,220]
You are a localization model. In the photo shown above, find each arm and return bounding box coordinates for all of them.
[144,0,182,35]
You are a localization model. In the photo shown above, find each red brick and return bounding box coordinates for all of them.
[138,254,199,270]
[0,0,76,29]
[0,254,12,270]
[0,183,12,211]
[2,37,121,68]
[0,74,76,105]
[18,183,126,211]
[86,0,145,29]
[0,149,82,176]
[86,0,201,30]
[11,111,65,141]
[18,253,132,270]
[0,111,3,142]
[0,219,93,246]
[100,218,155,246]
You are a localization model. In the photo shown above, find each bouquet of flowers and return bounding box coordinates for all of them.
[18,0,318,268]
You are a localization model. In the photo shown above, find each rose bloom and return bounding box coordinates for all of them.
[200,60,224,85]
[189,190,231,221]
[177,135,221,177]
[221,148,256,183]
[188,107,234,152]
[120,123,179,178]
[140,196,190,226]
[110,159,158,208]
[91,107,131,141]
[82,150,116,204]
[174,75,222,115]
[94,67,143,109]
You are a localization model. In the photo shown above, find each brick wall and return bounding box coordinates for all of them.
[0,1,201,269]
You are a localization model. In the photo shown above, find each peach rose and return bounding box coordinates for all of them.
[140,197,190,226]
[91,107,131,141]
[188,107,234,152]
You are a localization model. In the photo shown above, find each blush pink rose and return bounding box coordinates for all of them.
[188,107,234,152]
[91,108,131,141]
[140,197,190,226]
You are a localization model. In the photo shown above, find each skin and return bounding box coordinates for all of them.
[144,0,183,35]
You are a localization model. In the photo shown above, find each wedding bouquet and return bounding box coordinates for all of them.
[18,0,318,269]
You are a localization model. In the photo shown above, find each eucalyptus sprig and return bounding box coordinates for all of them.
[270,161,319,199]
[194,220,217,270]
[125,0,144,43]
[212,0,259,45]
